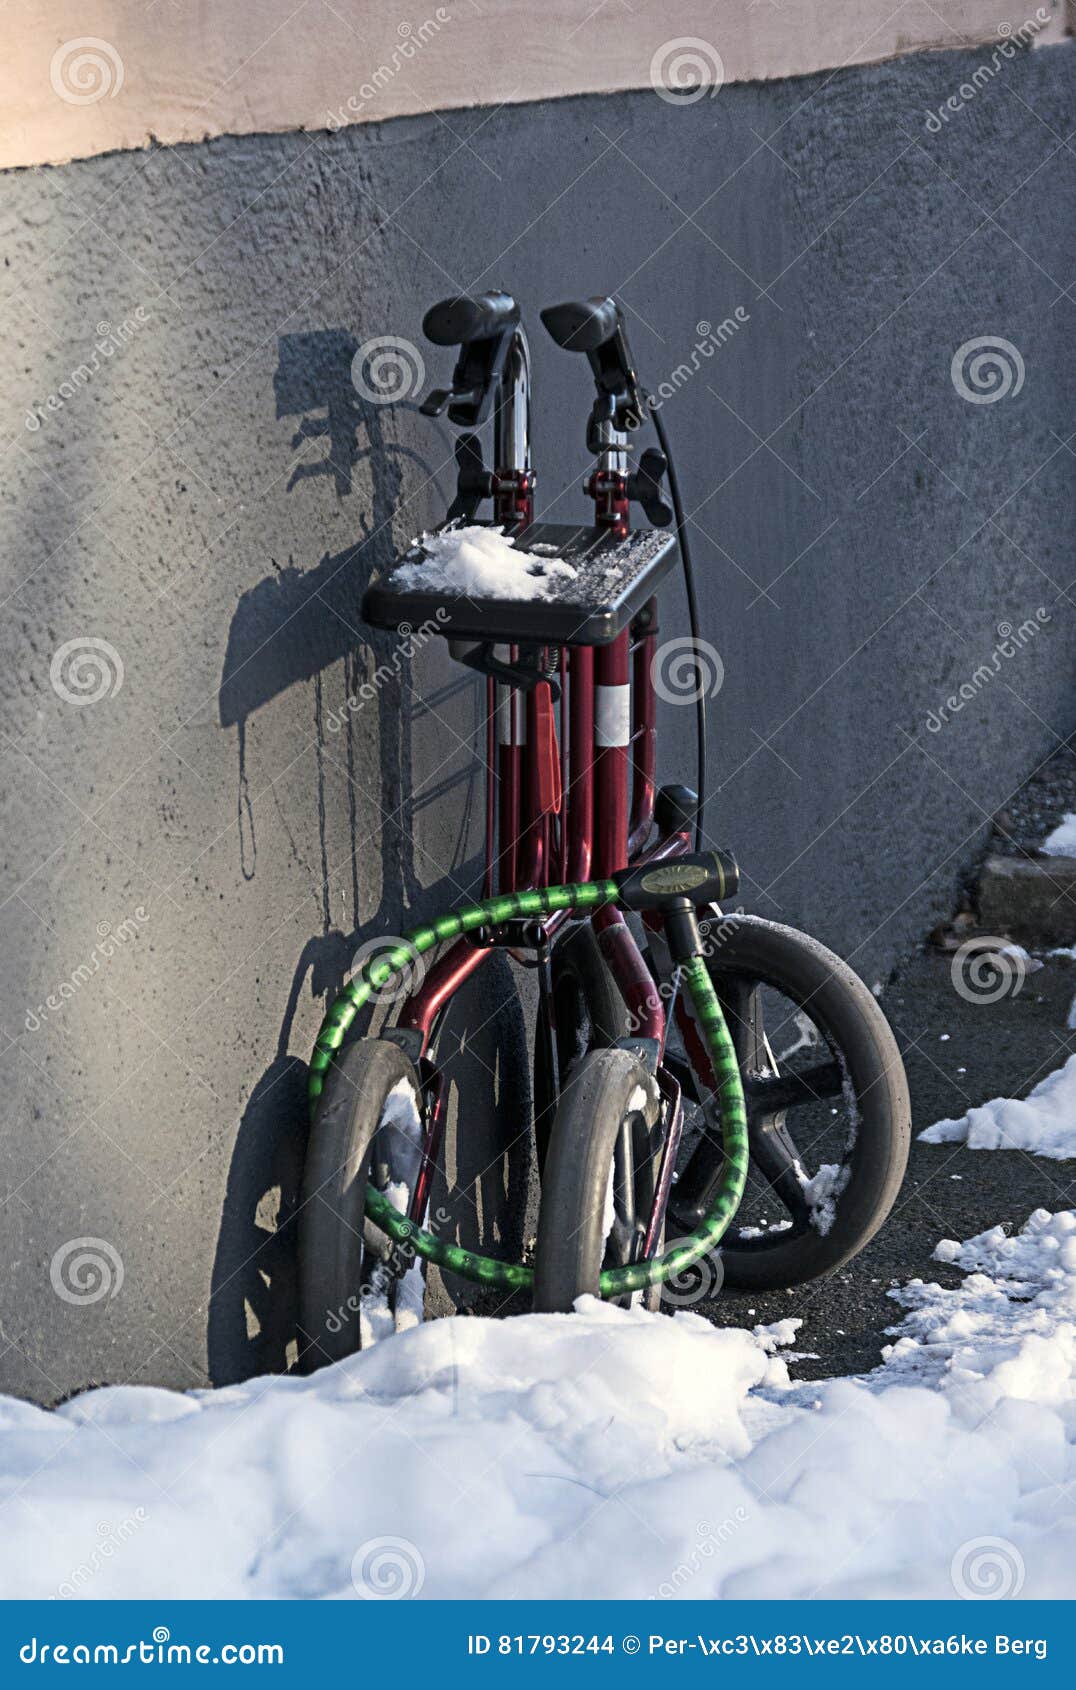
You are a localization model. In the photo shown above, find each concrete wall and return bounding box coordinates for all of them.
[1,38,1072,1401]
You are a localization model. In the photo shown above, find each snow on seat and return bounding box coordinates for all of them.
[362,520,678,646]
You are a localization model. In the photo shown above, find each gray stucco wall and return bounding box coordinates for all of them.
[1,39,1072,1402]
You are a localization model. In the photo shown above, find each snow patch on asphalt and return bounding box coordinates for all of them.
[1040,812,1076,857]
[919,1052,1076,1159]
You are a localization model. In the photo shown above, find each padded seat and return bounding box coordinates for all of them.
[362,521,678,647]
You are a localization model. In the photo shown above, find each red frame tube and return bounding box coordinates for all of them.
[593,904,664,1043]
[483,677,496,898]
[400,433,691,1064]
[566,646,594,883]
[496,659,522,894]
[410,1061,448,1223]
[397,937,488,1041]
[644,1069,683,1255]
[627,604,656,858]
[594,629,631,878]
[517,680,548,888]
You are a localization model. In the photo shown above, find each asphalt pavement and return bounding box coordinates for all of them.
[703,944,1076,1378]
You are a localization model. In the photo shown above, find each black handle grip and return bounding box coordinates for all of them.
[615,850,739,911]
[540,296,619,354]
[423,290,519,347]
[541,294,646,427]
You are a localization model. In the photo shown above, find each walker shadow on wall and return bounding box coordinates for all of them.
[208,327,530,1384]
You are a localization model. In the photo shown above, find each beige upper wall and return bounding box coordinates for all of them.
[1,0,1068,172]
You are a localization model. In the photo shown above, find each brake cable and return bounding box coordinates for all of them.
[649,401,706,855]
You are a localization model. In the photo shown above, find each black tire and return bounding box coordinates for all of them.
[549,914,910,1291]
[533,1047,664,1313]
[298,1037,422,1371]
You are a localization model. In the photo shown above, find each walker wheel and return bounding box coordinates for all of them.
[298,1038,425,1369]
[544,915,910,1291]
[533,1047,666,1313]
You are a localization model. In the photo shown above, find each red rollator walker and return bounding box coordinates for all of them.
[299,291,911,1367]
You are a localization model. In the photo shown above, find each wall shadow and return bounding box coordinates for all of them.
[209,325,520,1384]
[275,327,363,497]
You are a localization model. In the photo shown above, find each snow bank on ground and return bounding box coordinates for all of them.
[919,1052,1076,1158]
[396,526,576,600]
[2,1209,1076,1600]
[1041,812,1076,856]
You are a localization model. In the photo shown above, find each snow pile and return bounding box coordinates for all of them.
[1041,812,1076,857]
[2,1208,1076,1600]
[888,1209,1076,1397]
[919,1052,1076,1159]
[395,526,577,601]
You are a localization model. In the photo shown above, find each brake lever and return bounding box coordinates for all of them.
[419,387,451,418]
[420,383,485,420]
[422,337,514,429]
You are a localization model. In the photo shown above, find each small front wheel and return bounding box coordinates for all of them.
[298,1037,425,1370]
[533,1047,665,1313]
